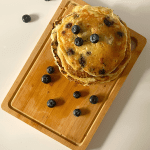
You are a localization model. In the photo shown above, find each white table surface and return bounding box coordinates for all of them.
[0,0,150,150]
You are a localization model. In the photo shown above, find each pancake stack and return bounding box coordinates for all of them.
[51,5,131,86]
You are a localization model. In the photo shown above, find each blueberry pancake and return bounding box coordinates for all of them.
[51,5,131,86]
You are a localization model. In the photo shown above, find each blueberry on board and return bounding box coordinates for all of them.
[90,34,99,43]
[73,91,81,99]
[45,0,50,1]
[47,66,54,74]
[41,74,51,84]
[89,95,98,104]
[72,25,80,34]
[74,37,83,46]
[73,109,81,117]
[47,99,56,108]
[22,14,31,23]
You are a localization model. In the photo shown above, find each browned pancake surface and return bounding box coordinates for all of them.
[51,5,131,86]
[57,5,127,76]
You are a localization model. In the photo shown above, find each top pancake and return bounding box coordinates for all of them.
[56,5,128,76]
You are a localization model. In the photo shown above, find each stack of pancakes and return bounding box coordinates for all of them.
[51,5,131,86]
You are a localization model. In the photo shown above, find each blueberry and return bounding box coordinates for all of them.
[89,95,98,104]
[104,17,114,27]
[86,51,91,55]
[99,69,105,75]
[47,99,56,108]
[117,31,124,38]
[41,74,51,84]
[22,14,31,23]
[73,109,81,117]
[79,56,86,67]
[65,23,72,28]
[62,31,66,35]
[73,91,81,99]
[47,66,54,74]
[74,37,83,46]
[72,25,80,34]
[45,0,50,1]
[67,48,75,56]
[90,34,99,43]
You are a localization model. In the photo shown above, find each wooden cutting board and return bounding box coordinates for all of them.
[1,0,147,149]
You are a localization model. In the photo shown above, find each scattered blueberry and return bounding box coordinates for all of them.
[73,109,81,117]
[99,69,105,75]
[90,34,99,43]
[89,95,98,104]
[73,91,81,98]
[45,0,51,1]
[22,14,31,23]
[41,74,51,84]
[47,99,56,108]
[104,17,114,27]
[47,66,54,74]
[72,25,80,34]
[74,37,83,46]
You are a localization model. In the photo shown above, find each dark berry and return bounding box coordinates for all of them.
[72,25,80,34]
[86,51,91,55]
[45,0,50,1]
[62,31,66,35]
[65,23,72,28]
[41,74,51,84]
[47,66,54,74]
[74,37,83,46]
[90,34,99,43]
[89,95,98,104]
[67,48,75,56]
[99,69,105,75]
[73,109,81,117]
[117,31,124,38]
[22,14,31,23]
[73,91,81,99]
[47,99,56,108]
[104,17,114,27]
[79,56,86,67]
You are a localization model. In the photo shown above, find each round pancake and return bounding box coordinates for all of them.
[56,5,128,76]
[50,5,131,86]
[51,19,131,86]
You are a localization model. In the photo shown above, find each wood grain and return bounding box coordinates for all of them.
[1,0,147,150]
